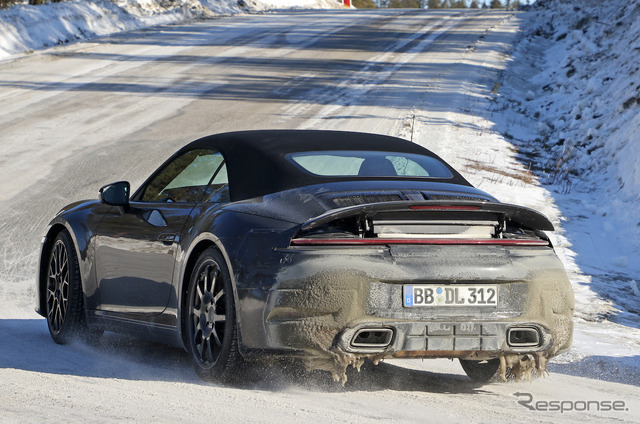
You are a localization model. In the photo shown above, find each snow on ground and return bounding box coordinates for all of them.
[499,0,640,324]
[0,0,343,60]
[495,0,640,361]
[407,0,640,383]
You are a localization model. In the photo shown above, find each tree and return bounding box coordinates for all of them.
[427,0,442,8]
[490,0,502,8]
[389,0,421,7]
[470,0,480,8]
[353,0,378,7]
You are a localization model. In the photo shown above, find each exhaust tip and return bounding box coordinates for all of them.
[351,328,394,348]
[507,327,540,347]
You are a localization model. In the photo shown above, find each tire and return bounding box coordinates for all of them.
[459,358,502,383]
[184,247,242,382]
[45,231,85,344]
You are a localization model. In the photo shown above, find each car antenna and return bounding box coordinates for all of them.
[410,114,416,143]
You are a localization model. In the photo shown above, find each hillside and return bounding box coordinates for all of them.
[495,0,640,328]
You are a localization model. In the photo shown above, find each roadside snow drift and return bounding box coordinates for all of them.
[0,0,343,60]
[495,0,640,326]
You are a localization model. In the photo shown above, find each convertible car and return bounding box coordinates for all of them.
[36,130,574,384]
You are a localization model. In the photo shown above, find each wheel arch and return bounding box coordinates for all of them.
[36,222,80,315]
[36,219,93,319]
[178,234,244,352]
[37,224,63,316]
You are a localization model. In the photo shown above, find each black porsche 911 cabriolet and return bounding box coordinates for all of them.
[37,130,574,384]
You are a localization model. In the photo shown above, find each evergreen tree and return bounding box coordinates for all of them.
[389,0,421,8]
[427,0,442,8]
[490,0,502,8]
[353,0,378,7]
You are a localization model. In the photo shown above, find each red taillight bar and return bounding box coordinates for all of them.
[290,238,550,246]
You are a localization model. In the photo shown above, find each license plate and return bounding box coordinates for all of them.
[403,285,498,307]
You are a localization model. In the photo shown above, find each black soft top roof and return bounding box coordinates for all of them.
[184,130,471,201]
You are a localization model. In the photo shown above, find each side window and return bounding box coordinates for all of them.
[140,149,228,203]
[202,162,230,203]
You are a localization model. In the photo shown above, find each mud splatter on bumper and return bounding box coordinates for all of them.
[242,245,574,384]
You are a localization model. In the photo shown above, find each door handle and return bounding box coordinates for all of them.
[157,233,177,245]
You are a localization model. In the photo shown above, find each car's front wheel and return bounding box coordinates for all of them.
[184,247,242,382]
[46,231,85,344]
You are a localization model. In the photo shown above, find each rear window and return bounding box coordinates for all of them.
[288,151,453,178]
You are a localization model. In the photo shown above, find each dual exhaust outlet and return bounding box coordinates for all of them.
[507,327,541,347]
[349,326,541,349]
[351,328,394,348]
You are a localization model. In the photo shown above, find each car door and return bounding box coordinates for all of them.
[95,148,226,316]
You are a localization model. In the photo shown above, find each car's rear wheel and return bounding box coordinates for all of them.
[185,247,242,382]
[46,231,85,344]
[459,358,502,382]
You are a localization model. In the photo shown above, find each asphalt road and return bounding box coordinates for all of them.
[0,8,508,302]
[0,9,638,423]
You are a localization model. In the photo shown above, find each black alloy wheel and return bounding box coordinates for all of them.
[185,247,241,382]
[46,231,84,344]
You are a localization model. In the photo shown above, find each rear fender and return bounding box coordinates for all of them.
[177,232,241,350]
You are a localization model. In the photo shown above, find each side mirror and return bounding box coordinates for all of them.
[99,181,130,208]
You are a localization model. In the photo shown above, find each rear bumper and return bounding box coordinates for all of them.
[264,304,559,361]
[334,321,553,357]
[237,244,574,372]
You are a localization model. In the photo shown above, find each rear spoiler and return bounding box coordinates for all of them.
[300,200,554,232]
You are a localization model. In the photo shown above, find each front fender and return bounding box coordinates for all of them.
[35,200,109,318]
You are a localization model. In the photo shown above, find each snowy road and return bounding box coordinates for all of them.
[0,9,638,423]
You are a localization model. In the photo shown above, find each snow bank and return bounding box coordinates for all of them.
[0,0,343,60]
[494,0,640,331]
[255,0,343,9]
[509,0,640,254]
